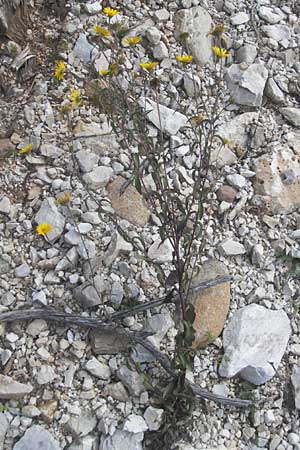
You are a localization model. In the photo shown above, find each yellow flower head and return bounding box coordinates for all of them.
[176,54,193,63]
[93,25,111,37]
[222,137,230,145]
[19,143,33,154]
[55,192,72,205]
[139,61,159,71]
[190,114,206,126]
[54,60,66,81]
[36,223,53,236]
[99,69,110,76]
[124,36,142,45]
[212,46,230,58]
[69,89,82,106]
[207,24,227,36]
[103,7,120,17]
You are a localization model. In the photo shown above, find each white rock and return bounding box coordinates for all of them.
[145,27,161,44]
[83,166,113,190]
[0,375,33,399]
[77,239,96,260]
[13,426,61,450]
[85,357,111,380]
[280,108,300,127]
[40,144,62,159]
[153,41,168,60]
[219,239,246,256]
[226,174,246,190]
[84,1,102,14]
[291,364,300,409]
[123,414,148,433]
[35,365,56,385]
[219,304,291,385]
[75,150,99,173]
[144,406,164,431]
[148,238,173,263]
[258,6,285,24]
[140,98,188,135]
[0,413,8,450]
[71,33,98,64]
[15,263,30,278]
[226,64,268,107]
[35,198,65,242]
[262,24,291,44]
[0,196,11,215]
[99,430,143,450]
[236,45,257,64]
[230,12,250,25]
[265,78,285,104]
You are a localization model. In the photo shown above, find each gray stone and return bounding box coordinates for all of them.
[75,150,99,173]
[291,364,300,409]
[40,144,62,159]
[77,239,96,260]
[153,8,169,22]
[230,12,249,26]
[219,304,291,385]
[174,7,214,66]
[144,406,164,431]
[280,108,300,127]
[85,357,111,380]
[103,382,129,402]
[258,6,285,24]
[218,112,259,150]
[14,263,30,278]
[226,174,246,190]
[219,240,246,256]
[21,406,41,418]
[35,198,65,242]
[124,415,148,433]
[26,319,48,337]
[1,292,15,306]
[66,411,97,437]
[0,413,8,450]
[64,229,81,246]
[35,365,56,385]
[90,329,130,355]
[210,147,237,168]
[13,426,61,450]
[55,247,78,271]
[117,366,145,396]
[71,33,98,64]
[140,98,188,135]
[0,196,11,215]
[145,27,161,45]
[226,64,268,107]
[82,166,113,190]
[144,312,174,346]
[262,24,291,44]
[236,45,257,64]
[148,239,173,263]
[265,78,286,104]
[104,231,133,267]
[84,1,102,14]
[67,435,99,450]
[111,281,124,306]
[153,42,168,60]
[99,430,143,450]
[73,282,102,308]
[0,375,33,399]
[183,73,201,97]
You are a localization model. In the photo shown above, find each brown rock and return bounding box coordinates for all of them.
[102,382,129,402]
[107,176,150,227]
[216,185,237,203]
[189,260,230,349]
[38,400,58,424]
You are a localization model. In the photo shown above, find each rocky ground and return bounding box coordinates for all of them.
[0,0,300,449]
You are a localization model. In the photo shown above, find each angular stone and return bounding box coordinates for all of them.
[219,304,291,385]
[83,166,113,190]
[35,365,56,385]
[140,98,188,135]
[291,364,300,409]
[71,33,98,64]
[225,64,268,107]
[26,319,48,337]
[116,367,145,396]
[75,150,99,173]
[104,231,133,267]
[85,357,111,380]
[66,411,97,437]
[40,144,62,159]
[174,6,214,66]
[262,24,291,44]
[0,413,8,450]
[236,45,257,64]
[144,406,164,431]
[210,147,237,168]
[189,260,230,349]
[219,240,246,256]
[230,12,249,25]
[73,282,102,308]
[35,198,65,242]
[124,415,148,433]
[90,329,131,355]
[148,239,173,263]
[258,6,285,24]
[218,112,259,149]
[13,426,61,450]
[216,185,237,203]
[102,382,129,402]
[0,196,11,215]
[253,146,300,214]
[107,177,150,227]
[14,263,30,278]
[99,430,143,450]
[280,108,300,127]
[0,138,14,157]
[153,41,168,60]
[265,78,286,104]
[0,375,33,399]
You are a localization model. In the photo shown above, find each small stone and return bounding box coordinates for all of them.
[75,150,99,173]
[144,406,164,431]
[262,24,291,44]
[85,1,102,14]
[111,281,124,306]
[291,364,300,409]
[83,166,113,190]
[90,329,130,354]
[14,263,30,278]
[26,319,48,337]
[230,12,250,25]
[236,45,257,64]
[226,174,246,190]
[77,239,96,260]
[124,415,148,434]
[107,177,150,227]
[148,239,173,263]
[0,375,33,399]
[225,64,268,107]
[117,366,145,396]
[212,384,230,397]
[145,27,161,45]
[0,196,11,215]
[13,425,61,450]
[280,108,300,127]
[35,365,56,385]
[216,185,237,203]
[40,144,62,159]
[99,430,143,450]
[258,6,285,24]
[85,357,111,380]
[265,78,285,104]
[0,413,8,450]
[104,231,133,266]
[140,98,188,135]
[288,433,299,445]
[73,282,102,308]
[1,292,15,306]
[219,240,246,256]
[153,8,169,22]
[66,411,97,437]
[21,405,41,418]
[35,198,65,242]
[71,33,98,64]
[103,382,129,402]
[153,42,169,60]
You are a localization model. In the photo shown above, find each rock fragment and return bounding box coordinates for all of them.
[225,64,268,107]
[0,375,33,399]
[35,198,65,242]
[13,425,61,450]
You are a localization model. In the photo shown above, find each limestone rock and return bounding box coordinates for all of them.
[219,304,291,385]
[116,367,145,397]
[0,375,33,399]
[66,411,97,437]
[35,198,65,242]
[280,107,300,127]
[85,357,111,380]
[13,426,61,450]
[103,231,133,266]
[148,238,173,263]
[253,146,300,214]
[40,144,62,159]
[236,45,257,64]
[291,364,300,409]
[107,177,150,227]
[140,98,188,135]
[262,24,291,44]
[123,415,148,433]
[174,6,214,66]
[265,78,286,104]
[99,430,143,450]
[144,406,164,431]
[82,166,113,190]
[225,64,268,107]
[0,413,8,450]
[102,382,129,402]
[218,112,259,149]
[75,150,99,173]
[219,240,246,256]
[90,329,131,354]
[189,260,230,349]
[258,6,285,24]
[70,33,98,64]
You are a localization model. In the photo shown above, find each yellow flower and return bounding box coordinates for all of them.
[36,223,53,236]
[176,54,193,63]
[207,24,227,36]
[212,46,230,58]
[55,192,72,205]
[139,61,159,71]
[93,25,111,37]
[19,143,33,154]
[103,7,120,17]
[124,36,142,45]
[99,69,110,76]
[190,114,206,126]
[54,60,66,81]
[223,137,230,145]
[69,89,82,106]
